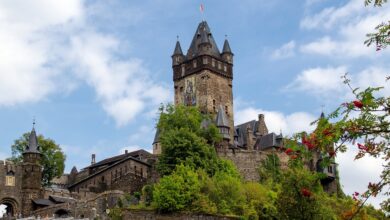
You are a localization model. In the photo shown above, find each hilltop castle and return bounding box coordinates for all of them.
[0,21,338,219]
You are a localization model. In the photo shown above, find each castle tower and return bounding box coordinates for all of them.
[172,21,234,141]
[21,124,42,216]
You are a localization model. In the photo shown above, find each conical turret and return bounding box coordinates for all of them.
[172,40,185,66]
[216,105,230,140]
[221,38,233,64]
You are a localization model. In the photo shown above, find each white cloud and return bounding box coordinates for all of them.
[337,146,387,208]
[66,32,170,126]
[287,66,347,97]
[300,0,362,30]
[271,41,296,59]
[300,0,390,58]
[0,0,170,126]
[288,66,389,99]
[235,107,317,136]
[0,0,83,106]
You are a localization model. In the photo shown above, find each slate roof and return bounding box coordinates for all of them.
[86,149,151,169]
[153,128,160,144]
[186,21,221,59]
[255,133,283,150]
[49,195,75,204]
[222,39,232,54]
[32,199,55,206]
[216,105,229,128]
[25,127,39,153]
[69,150,152,189]
[172,40,183,56]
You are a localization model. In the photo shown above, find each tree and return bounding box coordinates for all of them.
[152,165,201,213]
[156,104,221,176]
[11,132,66,186]
[364,0,390,51]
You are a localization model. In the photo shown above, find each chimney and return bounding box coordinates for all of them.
[257,114,268,136]
[91,154,96,165]
[246,126,254,150]
[125,150,128,154]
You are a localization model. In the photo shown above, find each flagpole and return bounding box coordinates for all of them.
[200,3,205,21]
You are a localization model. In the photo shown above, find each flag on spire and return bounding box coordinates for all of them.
[200,3,204,13]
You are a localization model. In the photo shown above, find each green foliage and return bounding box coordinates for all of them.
[152,164,201,213]
[156,104,221,176]
[259,154,281,183]
[10,132,66,186]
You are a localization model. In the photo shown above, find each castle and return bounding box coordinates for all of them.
[0,20,338,219]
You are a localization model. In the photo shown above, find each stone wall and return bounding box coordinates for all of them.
[0,160,23,217]
[31,190,124,219]
[123,210,240,220]
[218,149,289,181]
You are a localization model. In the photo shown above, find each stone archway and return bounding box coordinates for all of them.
[0,197,19,218]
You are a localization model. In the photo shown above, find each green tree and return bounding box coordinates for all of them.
[152,164,201,213]
[156,104,221,176]
[11,132,66,186]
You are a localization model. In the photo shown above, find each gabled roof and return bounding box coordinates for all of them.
[255,133,283,151]
[186,21,221,59]
[69,152,151,189]
[86,149,151,169]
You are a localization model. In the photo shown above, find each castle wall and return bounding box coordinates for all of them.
[218,150,289,181]
[0,160,23,217]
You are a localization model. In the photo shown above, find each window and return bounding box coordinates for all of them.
[218,62,221,69]
[224,65,227,72]
[225,106,228,115]
[5,176,15,186]
[181,66,185,76]
[203,57,208,64]
[193,60,197,68]
[327,166,333,173]
[212,59,215,67]
[5,171,15,186]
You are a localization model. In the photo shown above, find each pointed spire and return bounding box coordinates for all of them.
[222,38,232,54]
[173,37,183,56]
[320,112,325,119]
[216,105,229,128]
[187,21,221,58]
[25,122,39,153]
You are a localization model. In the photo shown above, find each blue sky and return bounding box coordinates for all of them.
[0,0,389,208]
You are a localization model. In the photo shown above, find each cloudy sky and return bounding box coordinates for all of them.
[0,0,388,208]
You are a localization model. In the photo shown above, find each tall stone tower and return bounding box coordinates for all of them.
[21,125,42,216]
[172,21,234,141]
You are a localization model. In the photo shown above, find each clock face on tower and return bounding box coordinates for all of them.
[184,80,196,106]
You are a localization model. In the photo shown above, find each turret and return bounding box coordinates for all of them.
[172,40,185,66]
[21,122,42,216]
[216,105,230,141]
[221,38,233,64]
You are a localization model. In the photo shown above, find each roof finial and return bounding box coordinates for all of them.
[225,34,228,39]
[176,35,179,41]
[33,117,36,129]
